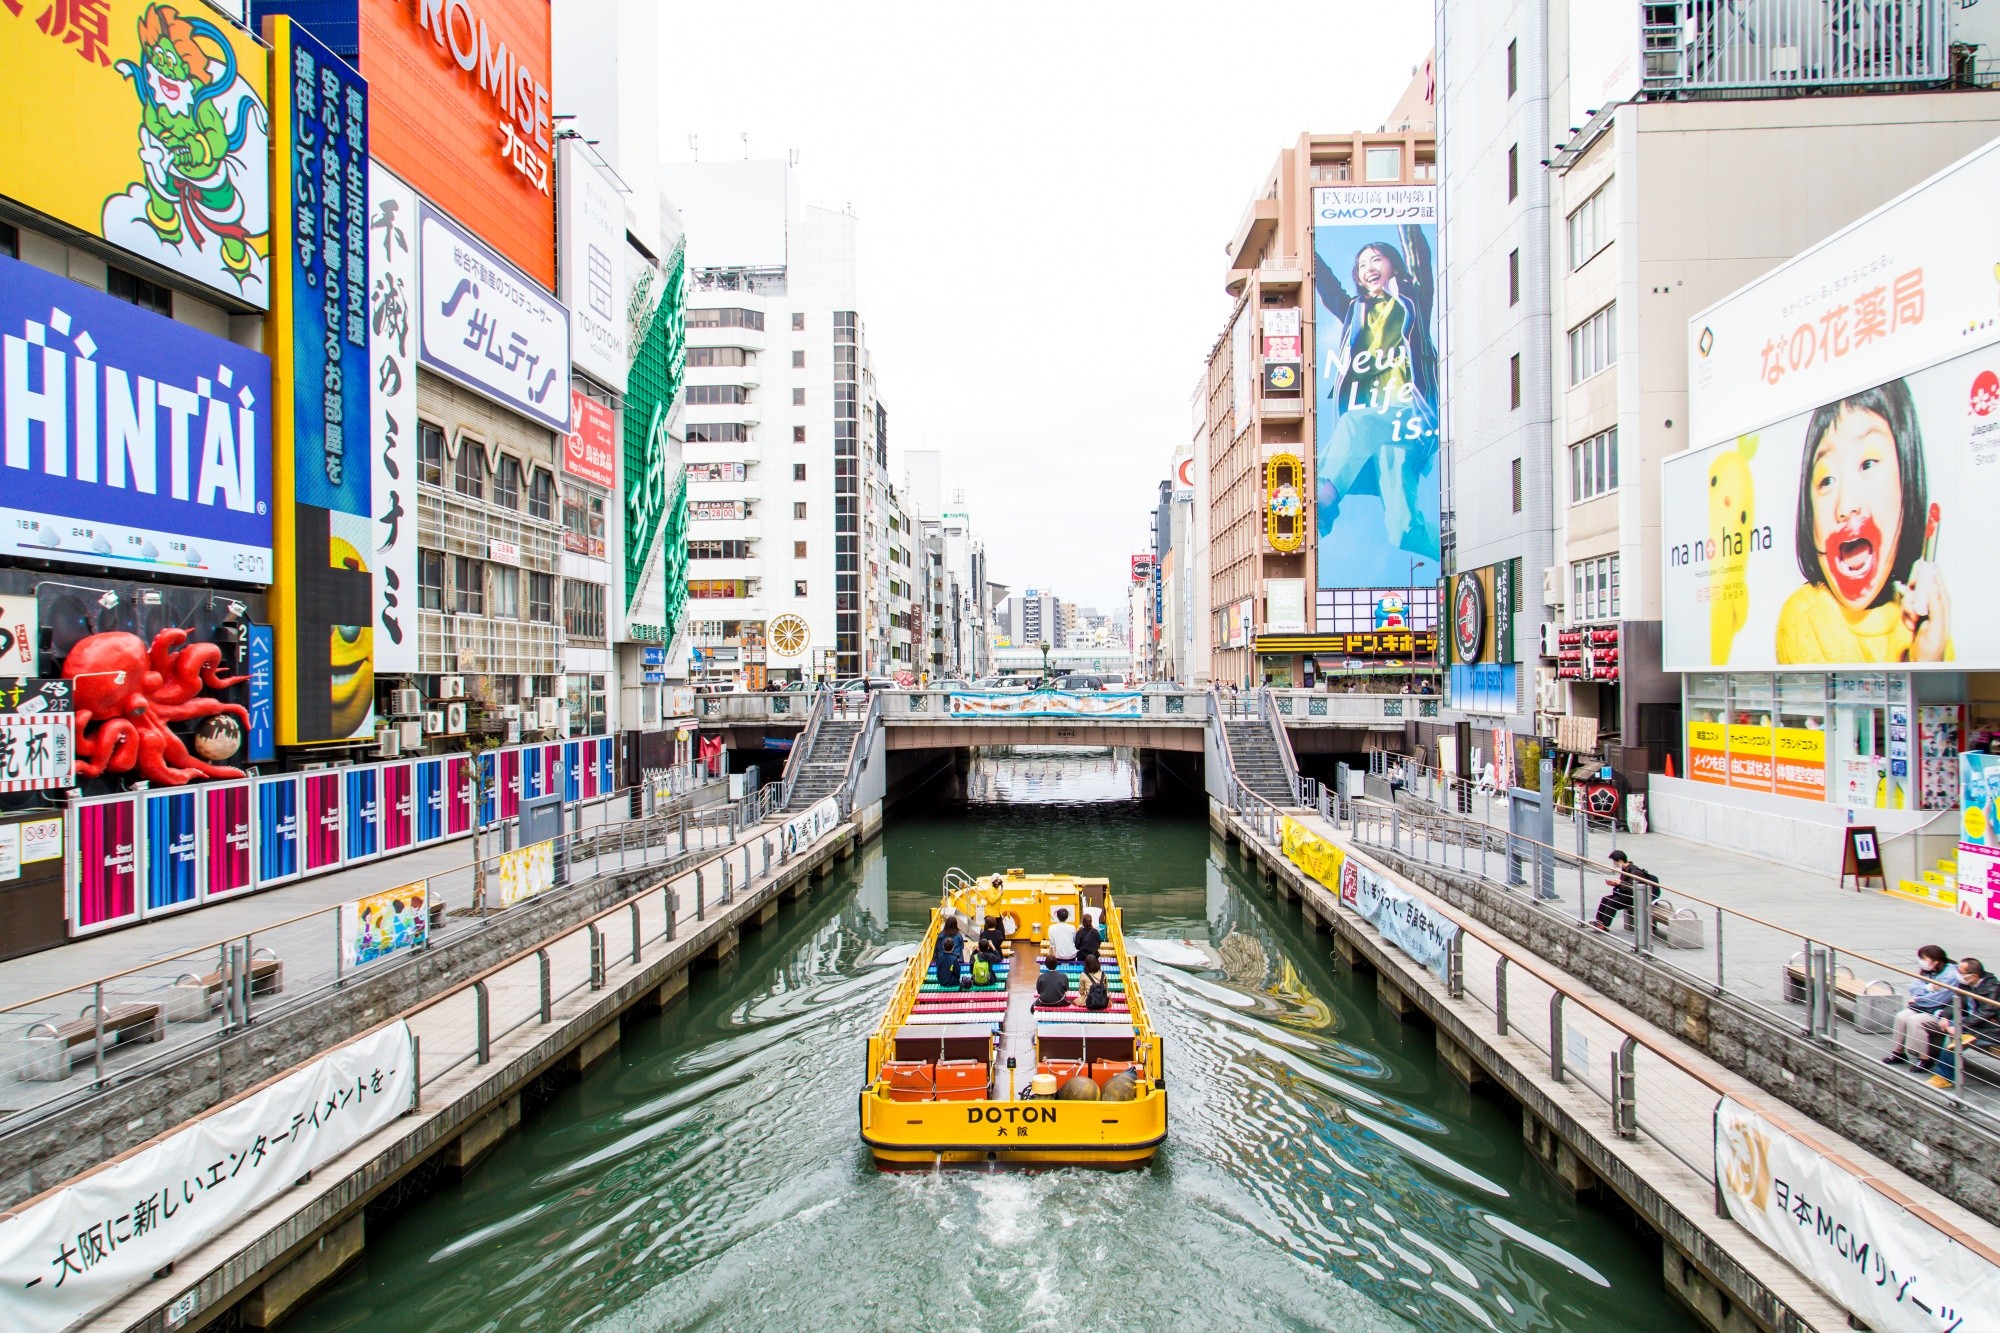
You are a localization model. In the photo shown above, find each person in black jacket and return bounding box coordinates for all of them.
[1035,955,1071,1008]
[1073,913,1102,962]
[934,919,965,989]
[1592,850,1660,932]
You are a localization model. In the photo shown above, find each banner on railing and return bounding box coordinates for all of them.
[0,1022,415,1333]
[338,880,429,969]
[947,690,1144,719]
[1280,817,1346,890]
[498,838,556,909]
[780,796,842,857]
[1349,857,1459,983]
[1715,1096,2000,1333]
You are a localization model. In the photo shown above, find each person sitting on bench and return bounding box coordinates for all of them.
[1073,912,1102,962]
[1592,850,1659,932]
[1048,907,1078,961]
[1036,954,1071,1008]
[935,919,966,989]
[1922,957,2000,1089]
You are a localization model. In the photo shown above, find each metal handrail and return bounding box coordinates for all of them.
[778,687,831,809]
[1255,685,1304,801]
[837,691,884,817]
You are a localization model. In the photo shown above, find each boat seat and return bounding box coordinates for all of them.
[902,1012,1002,1026]
[932,1060,988,1101]
[882,1060,934,1102]
[1036,1012,1133,1024]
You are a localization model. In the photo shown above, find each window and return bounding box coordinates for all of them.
[453,443,487,500]
[492,454,520,510]
[1364,146,1402,182]
[794,501,807,520]
[1507,39,1518,96]
[1509,353,1522,409]
[686,307,764,330]
[792,387,805,406]
[418,422,445,488]
[687,540,755,559]
[687,384,749,405]
[1567,182,1613,270]
[1567,304,1616,384]
[1569,427,1620,501]
[0,222,16,260]
[685,423,748,443]
[562,490,606,554]
[453,556,484,615]
[795,580,809,597]
[792,349,805,368]
[527,468,553,521]
[565,582,607,639]
[794,540,808,558]
[688,346,749,367]
[490,565,519,618]
[1506,145,1519,202]
[792,312,805,331]
[528,571,554,623]
[1508,249,1519,306]
[793,463,807,481]
[419,549,445,611]
[793,426,806,443]
[1572,555,1622,622]
[1511,458,1523,512]
[106,266,172,317]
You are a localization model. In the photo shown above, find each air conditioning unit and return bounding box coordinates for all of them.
[1539,623,1562,658]
[1535,667,1563,714]
[398,720,424,749]
[391,687,423,716]
[375,726,401,759]
[1543,567,1563,609]
[422,710,445,736]
[536,696,560,730]
[518,674,536,696]
[497,703,521,721]
[440,676,466,699]
[445,701,468,734]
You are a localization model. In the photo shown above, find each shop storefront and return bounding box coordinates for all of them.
[1254,631,1439,692]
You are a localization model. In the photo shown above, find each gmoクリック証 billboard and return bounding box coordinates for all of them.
[1312,185,1441,593]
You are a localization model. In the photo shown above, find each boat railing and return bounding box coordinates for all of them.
[941,866,976,898]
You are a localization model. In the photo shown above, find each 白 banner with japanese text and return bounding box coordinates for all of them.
[1350,857,1459,983]
[945,691,1145,718]
[0,713,73,792]
[779,796,842,858]
[1715,1096,2000,1333]
[0,1022,414,1332]
[368,166,419,674]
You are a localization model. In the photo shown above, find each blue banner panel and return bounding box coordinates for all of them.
[344,765,380,861]
[415,757,444,843]
[257,775,301,885]
[247,624,276,761]
[144,790,199,913]
[564,742,581,803]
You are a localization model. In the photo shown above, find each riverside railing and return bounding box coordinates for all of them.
[0,781,776,1142]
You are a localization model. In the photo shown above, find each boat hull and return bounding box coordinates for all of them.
[859,1088,1167,1168]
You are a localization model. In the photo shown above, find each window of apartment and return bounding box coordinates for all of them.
[1507,39,1518,97]
[564,582,607,639]
[1570,427,1620,501]
[1567,304,1616,385]
[688,540,754,559]
[1511,458,1523,513]
[453,443,486,500]
[527,468,553,521]
[492,454,520,510]
[106,265,172,317]
[792,312,805,331]
[793,427,806,444]
[687,384,749,405]
[1509,353,1522,409]
[562,490,605,551]
[792,349,805,368]
[792,387,806,406]
[528,571,554,623]
[453,556,485,615]
[1506,145,1519,202]
[687,346,749,367]
[1567,181,1613,270]
[418,421,445,488]
[686,423,748,443]
[490,565,520,618]
[418,549,445,611]
[1508,249,1520,306]
[793,463,807,481]
[686,307,764,330]
[795,580,809,598]
[1365,146,1402,182]
[794,501,807,520]
[1572,554,1622,622]
[792,540,808,559]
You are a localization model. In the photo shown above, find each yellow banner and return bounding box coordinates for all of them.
[1280,816,1345,890]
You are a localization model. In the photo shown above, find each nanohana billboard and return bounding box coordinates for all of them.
[1312,185,1441,595]
[1668,139,2000,672]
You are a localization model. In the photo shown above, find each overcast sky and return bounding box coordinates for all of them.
[658,1,1434,612]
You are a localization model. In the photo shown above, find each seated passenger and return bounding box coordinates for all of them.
[1073,914,1102,961]
[975,933,1003,966]
[1048,907,1078,961]
[980,915,1006,954]
[1079,958,1111,1011]
[1036,954,1071,1007]
[935,919,966,989]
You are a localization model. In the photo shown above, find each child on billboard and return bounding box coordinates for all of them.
[1776,378,1952,664]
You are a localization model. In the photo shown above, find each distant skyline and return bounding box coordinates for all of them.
[657,1,1432,609]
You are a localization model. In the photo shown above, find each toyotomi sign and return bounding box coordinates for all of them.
[558,140,628,392]
[1668,138,2000,672]
[416,202,571,432]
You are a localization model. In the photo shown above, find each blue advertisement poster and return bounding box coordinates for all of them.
[247,624,275,763]
[344,765,380,861]
[599,737,615,793]
[144,790,199,912]
[1311,185,1441,592]
[564,741,582,803]
[257,774,301,884]
[0,254,273,580]
[415,758,445,844]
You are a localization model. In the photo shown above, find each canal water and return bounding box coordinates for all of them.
[289,750,1697,1333]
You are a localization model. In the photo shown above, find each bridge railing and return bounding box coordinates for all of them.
[778,688,832,809]
[1264,688,1441,725]
[876,689,1210,720]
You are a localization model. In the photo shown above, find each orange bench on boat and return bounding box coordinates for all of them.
[932,1060,988,1101]
[882,1060,934,1101]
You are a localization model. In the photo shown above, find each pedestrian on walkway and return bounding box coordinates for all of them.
[1592,850,1659,932]
[1883,944,1954,1067]
[1922,957,2000,1088]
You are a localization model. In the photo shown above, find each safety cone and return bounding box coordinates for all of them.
[1664,752,1676,779]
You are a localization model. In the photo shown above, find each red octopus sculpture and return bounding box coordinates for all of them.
[63,629,250,785]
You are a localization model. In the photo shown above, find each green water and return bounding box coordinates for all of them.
[288,751,1698,1333]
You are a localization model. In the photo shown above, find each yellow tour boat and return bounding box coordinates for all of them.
[859,867,1167,1168]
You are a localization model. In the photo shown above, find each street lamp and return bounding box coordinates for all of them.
[1039,640,1051,684]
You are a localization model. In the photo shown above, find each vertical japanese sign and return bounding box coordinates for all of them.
[0,714,74,792]
[246,625,275,763]
[368,166,420,674]
[266,16,376,746]
[557,138,627,392]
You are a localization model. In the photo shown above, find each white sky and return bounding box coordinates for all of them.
[658,1,1434,612]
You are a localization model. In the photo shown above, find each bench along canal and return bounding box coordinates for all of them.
[289,749,1697,1332]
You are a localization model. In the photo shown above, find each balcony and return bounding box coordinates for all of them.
[1259,394,1306,421]
[1225,196,1279,284]
[688,517,761,541]
[686,321,767,354]
[687,362,762,389]
[417,609,561,677]
[1638,0,1949,96]
[686,557,761,582]
[418,489,562,571]
[688,477,762,504]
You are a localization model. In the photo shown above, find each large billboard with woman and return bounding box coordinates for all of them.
[1311,185,1441,593]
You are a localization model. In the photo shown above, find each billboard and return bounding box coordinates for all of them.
[0,253,273,579]
[1229,309,1253,428]
[1312,185,1441,592]
[563,390,617,488]
[558,139,628,391]
[1568,0,1642,130]
[0,0,271,306]
[624,242,688,613]
[367,165,420,674]
[416,201,570,431]
[357,0,556,289]
[1669,140,2000,672]
[268,16,375,745]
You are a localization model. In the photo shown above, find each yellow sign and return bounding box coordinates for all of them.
[497,838,555,909]
[1281,816,1345,890]
[1,2,271,305]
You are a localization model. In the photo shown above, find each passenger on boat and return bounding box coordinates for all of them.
[974,932,1003,967]
[1079,959,1111,1012]
[936,919,967,989]
[979,915,1006,953]
[1073,914,1102,961]
[1048,908,1079,961]
[1036,954,1071,1007]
